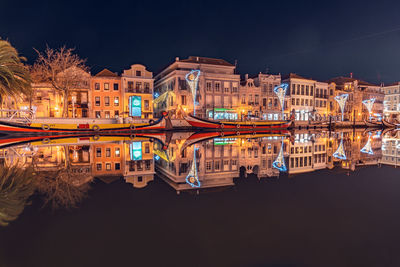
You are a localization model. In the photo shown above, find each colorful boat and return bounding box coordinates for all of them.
[184,114,292,130]
[0,115,167,134]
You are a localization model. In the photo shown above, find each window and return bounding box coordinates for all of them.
[136,82,142,90]
[114,97,119,106]
[113,83,119,91]
[136,70,141,76]
[115,163,121,170]
[215,82,220,92]
[105,111,110,118]
[206,161,212,171]
[145,160,151,170]
[128,81,134,89]
[95,111,101,118]
[215,161,220,170]
[104,83,109,90]
[115,148,120,157]
[115,110,119,117]
[144,100,149,110]
[96,148,102,157]
[292,98,295,105]
[181,95,186,105]
[224,82,230,93]
[105,96,110,106]
[232,83,238,93]
[292,84,295,94]
[296,99,300,105]
[310,86,314,96]
[274,98,278,107]
[106,163,111,171]
[263,98,267,106]
[206,82,212,92]
[301,85,305,95]
[305,99,308,106]
[145,143,150,153]
[144,82,150,90]
[306,86,309,95]
[95,83,100,90]
[96,163,102,171]
[106,148,111,157]
[241,95,246,104]
[95,96,100,106]
[297,84,300,94]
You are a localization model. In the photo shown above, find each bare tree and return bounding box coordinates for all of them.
[31,46,89,117]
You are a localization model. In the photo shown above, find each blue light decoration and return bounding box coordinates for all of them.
[185,70,201,116]
[362,98,376,119]
[333,133,347,160]
[360,133,374,155]
[272,138,287,172]
[129,96,142,117]
[153,92,160,99]
[334,94,349,121]
[185,145,201,188]
[154,155,160,161]
[273,83,289,119]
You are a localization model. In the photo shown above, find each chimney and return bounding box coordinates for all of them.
[196,56,199,61]
[350,72,353,78]
[175,57,179,61]
[245,74,249,80]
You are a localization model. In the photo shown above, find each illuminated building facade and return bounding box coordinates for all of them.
[90,69,122,119]
[327,77,383,121]
[283,73,328,121]
[253,73,283,120]
[382,82,400,119]
[122,64,154,119]
[381,131,400,167]
[154,56,240,119]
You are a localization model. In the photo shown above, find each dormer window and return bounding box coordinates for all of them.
[136,70,142,77]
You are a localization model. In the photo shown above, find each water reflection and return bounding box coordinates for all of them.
[0,129,398,225]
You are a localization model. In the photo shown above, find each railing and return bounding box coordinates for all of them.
[0,109,33,124]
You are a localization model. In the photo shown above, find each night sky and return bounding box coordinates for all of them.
[2,0,400,84]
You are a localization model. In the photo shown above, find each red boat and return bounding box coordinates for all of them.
[184,114,292,130]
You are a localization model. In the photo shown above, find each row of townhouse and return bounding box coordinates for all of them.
[0,55,393,122]
[0,64,155,120]
[154,56,386,122]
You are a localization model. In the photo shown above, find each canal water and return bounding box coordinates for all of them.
[0,129,399,267]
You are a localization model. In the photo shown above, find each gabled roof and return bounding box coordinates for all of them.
[327,76,377,86]
[179,56,234,67]
[95,68,119,77]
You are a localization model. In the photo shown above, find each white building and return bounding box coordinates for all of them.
[382,82,400,119]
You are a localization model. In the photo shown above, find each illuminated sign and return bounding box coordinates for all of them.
[129,96,142,117]
[130,142,142,160]
[213,138,237,145]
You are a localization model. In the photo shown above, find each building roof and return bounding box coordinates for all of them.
[179,56,234,67]
[326,76,377,86]
[282,73,313,80]
[95,68,119,77]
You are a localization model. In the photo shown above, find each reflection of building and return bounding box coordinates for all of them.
[90,69,122,118]
[382,82,400,119]
[381,131,400,167]
[122,64,154,119]
[123,140,154,188]
[154,56,240,119]
[91,142,124,180]
[156,135,240,193]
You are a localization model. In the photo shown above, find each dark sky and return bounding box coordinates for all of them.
[2,0,400,84]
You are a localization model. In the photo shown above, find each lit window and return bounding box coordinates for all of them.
[104,83,109,90]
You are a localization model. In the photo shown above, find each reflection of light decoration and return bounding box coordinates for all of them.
[154,155,160,160]
[360,133,373,155]
[333,133,346,160]
[185,145,201,188]
[274,83,288,118]
[334,94,349,121]
[362,98,375,119]
[272,138,287,172]
[185,70,201,116]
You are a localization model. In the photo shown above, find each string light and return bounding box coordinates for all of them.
[360,133,374,155]
[272,138,287,172]
[362,98,375,119]
[274,83,289,119]
[333,133,347,160]
[185,145,201,188]
[185,70,201,116]
[334,94,349,121]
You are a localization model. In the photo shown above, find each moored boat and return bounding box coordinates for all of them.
[184,114,292,130]
[383,119,396,128]
[363,118,383,128]
[0,114,167,134]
